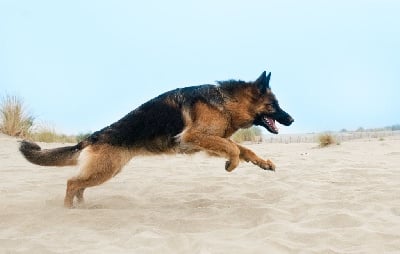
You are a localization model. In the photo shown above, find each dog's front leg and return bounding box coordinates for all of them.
[181,132,240,172]
[236,144,275,171]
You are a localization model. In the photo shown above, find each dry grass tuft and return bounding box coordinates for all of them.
[76,132,92,142]
[0,94,34,138]
[30,125,77,143]
[318,134,336,148]
[0,94,81,143]
[232,127,262,143]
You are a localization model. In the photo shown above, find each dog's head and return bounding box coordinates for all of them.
[252,71,294,134]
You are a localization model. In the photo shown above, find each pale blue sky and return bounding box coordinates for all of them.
[1,0,399,134]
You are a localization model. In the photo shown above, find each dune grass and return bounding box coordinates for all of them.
[30,125,77,143]
[76,132,92,142]
[0,94,34,138]
[0,94,85,143]
[232,127,262,143]
[318,133,336,147]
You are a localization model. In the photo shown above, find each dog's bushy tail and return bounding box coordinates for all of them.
[19,140,88,167]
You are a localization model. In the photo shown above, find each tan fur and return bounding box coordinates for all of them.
[64,144,135,208]
[179,99,275,172]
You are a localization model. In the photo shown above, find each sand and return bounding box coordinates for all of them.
[0,133,399,253]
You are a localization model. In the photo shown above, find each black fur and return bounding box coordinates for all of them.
[19,140,81,166]
[18,72,290,157]
[85,74,293,151]
[88,85,226,151]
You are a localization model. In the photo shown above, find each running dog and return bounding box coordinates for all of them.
[19,71,294,208]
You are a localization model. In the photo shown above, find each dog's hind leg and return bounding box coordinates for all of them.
[236,144,275,171]
[64,145,133,208]
[75,188,85,203]
[65,171,116,208]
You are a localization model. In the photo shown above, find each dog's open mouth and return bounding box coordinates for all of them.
[263,116,279,134]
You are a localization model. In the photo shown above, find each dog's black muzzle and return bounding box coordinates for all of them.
[274,109,294,126]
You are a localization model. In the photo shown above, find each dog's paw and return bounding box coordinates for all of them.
[225,159,239,172]
[259,159,276,171]
[225,161,234,172]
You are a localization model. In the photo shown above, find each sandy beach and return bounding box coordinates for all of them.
[0,133,399,253]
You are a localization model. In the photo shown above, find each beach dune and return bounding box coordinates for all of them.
[0,134,399,253]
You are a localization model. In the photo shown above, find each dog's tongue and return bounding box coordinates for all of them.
[268,117,278,132]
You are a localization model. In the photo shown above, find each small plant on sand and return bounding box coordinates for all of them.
[76,132,92,142]
[318,134,336,148]
[31,124,77,143]
[0,94,85,143]
[0,94,34,138]
[232,127,262,143]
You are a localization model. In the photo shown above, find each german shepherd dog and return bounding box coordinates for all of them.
[19,71,294,208]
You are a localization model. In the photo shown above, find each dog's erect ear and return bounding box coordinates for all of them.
[255,71,271,94]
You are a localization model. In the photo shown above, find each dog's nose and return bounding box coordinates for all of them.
[288,117,294,124]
